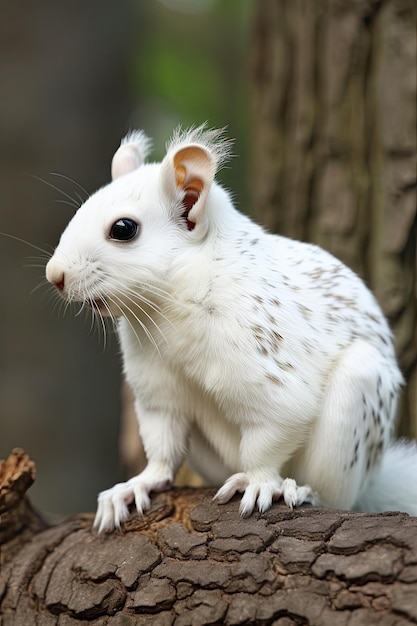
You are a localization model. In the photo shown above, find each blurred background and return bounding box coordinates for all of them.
[1,0,415,518]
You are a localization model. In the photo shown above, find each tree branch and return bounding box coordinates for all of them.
[1,449,416,625]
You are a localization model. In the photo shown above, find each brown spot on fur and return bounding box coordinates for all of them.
[266,374,283,386]
[297,304,313,320]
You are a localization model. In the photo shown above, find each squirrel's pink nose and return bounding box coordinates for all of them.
[54,275,65,291]
[46,260,65,291]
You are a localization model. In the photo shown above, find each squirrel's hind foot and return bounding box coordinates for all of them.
[213,472,316,517]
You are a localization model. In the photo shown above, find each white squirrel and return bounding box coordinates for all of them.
[46,125,417,533]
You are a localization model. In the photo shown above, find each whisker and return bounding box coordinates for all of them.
[81,277,105,343]
[62,295,74,317]
[95,304,108,350]
[87,302,98,338]
[24,253,51,268]
[48,290,65,317]
[32,175,80,209]
[75,302,86,318]
[0,232,53,257]
[24,260,50,267]
[96,297,120,351]
[100,263,177,305]
[99,268,178,326]
[25,254,50,260]
[129,279,177,305]
[112,288,169,347]
[75,191,84,206]
[29,281,51,298]
[107,295,147,354]
[55,199,81,210]
[110,292,162,357]
[25,264,49,271]
[114,283,176,333]
[50,172,90,200]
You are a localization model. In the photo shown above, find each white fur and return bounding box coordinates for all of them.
[355,440,417,514]
[45,125,415,533]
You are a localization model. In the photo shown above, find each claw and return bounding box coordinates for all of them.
[239,483,259,517]
[256,482,276,513]
[213,472,249,504]
[281,478,315,509]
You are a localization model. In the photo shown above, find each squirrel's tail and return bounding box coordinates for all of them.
[355,439,417,515]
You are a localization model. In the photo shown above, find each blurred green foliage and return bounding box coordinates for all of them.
[131,0,253,206]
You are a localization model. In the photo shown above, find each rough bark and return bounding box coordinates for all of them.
[1,450,417,626]
[250,0,417,436]
[0,449,48,566]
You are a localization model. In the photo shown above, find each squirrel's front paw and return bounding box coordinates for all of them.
[93,479,149,534]
[214,472,315,517]
[93,472,172,534]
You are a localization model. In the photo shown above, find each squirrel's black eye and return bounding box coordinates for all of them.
[109,218,139,241]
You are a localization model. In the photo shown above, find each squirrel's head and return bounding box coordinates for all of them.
[45,124,232,318]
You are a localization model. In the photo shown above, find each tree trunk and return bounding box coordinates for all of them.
[1,449,417,626]
[250,0,417,436]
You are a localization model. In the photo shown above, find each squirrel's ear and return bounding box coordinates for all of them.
[111,131,152,180]
[161,144,215,232]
